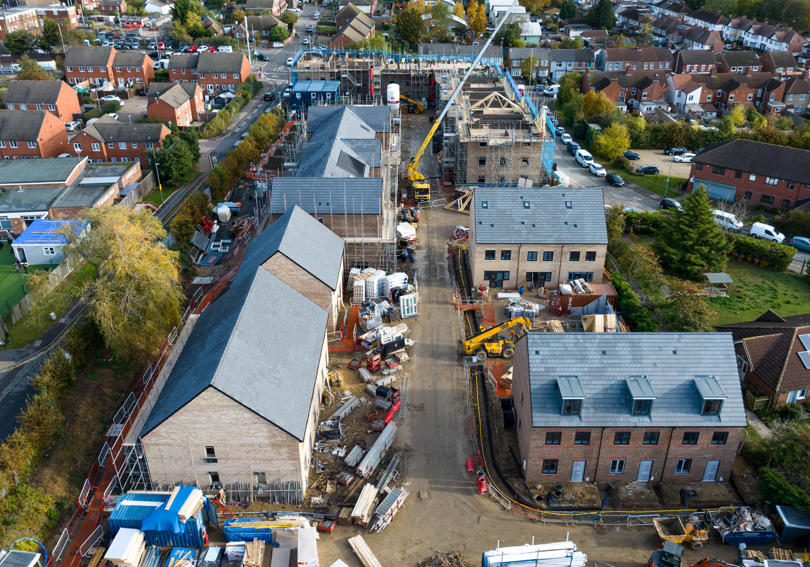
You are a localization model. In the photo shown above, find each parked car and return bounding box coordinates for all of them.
[100,94,122,103]
[575,149,594,168]
[672,152,696,163]
[788,236,810,252]
[206,46,217,52]
[567,141,580,155]
[272,42,284,48]
[543,84,560,96]
[106,112,119,120]
[659,198,683,212]
[712,209,743,231]
[302,37,310,45]
[749,222,785,243]
[313,10,320,18]
[589,162,606,177]
[664,146,687,156]
[286,57,294,66]
[287,7,301,12]
[148,41,157,49]
[256,52,269,61]
[216,45,232,52]
[623,150,640,160]
[157,41,166,50]
[66,120,81,132]
[556,125,565,136]
[560,133,572,144]
[636,164,660,175]
[606,173,624,187]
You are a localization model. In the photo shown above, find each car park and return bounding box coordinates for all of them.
[272,42,284,48]
[589,162,606,177]
[659,198,683,212]
[712,209,743,231]
[788,236,810,252]
[749,222,785,243]
[606,173,624,186]
[101,94,122,103]
[672,152,695,163]
[664,146,687,156]
[636,164,660,175]
[623,150,640,160]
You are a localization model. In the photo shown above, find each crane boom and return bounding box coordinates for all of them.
[407,0,519,190]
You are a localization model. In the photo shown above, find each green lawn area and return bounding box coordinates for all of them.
[142,187,178,206]
[709,260,810,325]
[618,171,687,198]
[0,246,51,318]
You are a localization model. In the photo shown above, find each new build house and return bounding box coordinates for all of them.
[0,109,67,159]
[168,52,251,94]
[4,80,81,123]
[512,333,746,484]
[469,187,607,290]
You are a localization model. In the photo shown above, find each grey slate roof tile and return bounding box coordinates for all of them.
[270,177,383,215]
[5,80,65,105]
[0,109,49,141]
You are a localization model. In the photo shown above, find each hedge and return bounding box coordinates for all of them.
[610,270,657,331]
[726,233,795,271]
[623,211,668,235]
[758,467,810,509]
[201,80,261,138]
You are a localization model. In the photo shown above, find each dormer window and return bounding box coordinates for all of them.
[626,375,655,416]
[557,376,584,416]
[695,375,725,416]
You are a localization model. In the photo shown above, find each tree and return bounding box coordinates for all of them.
[661,279,716,331]
[233,9,246,22]
[559,0,577,19]
[471,3,487,38]
[520,56,539,83]
[719,115,736,137]
[585,0,615,29]
[39,18,61,51]
[654,186,732,279]
[495,21,522,47]
[351,34,387,50]
[729,103,746,127]
[520,0,551,13]
[453,1,465,18]
[746,106,766,130]
[685,0,705,8]
[15,55,51,80]
[279,11,297,25]
[171,0,205,22]
[592,123,630,160]
[581,90,615,118]
[557,72,582,106]
[267,25,290,41]
[621,113,646,145]
[185,12,208,38]
[172,19,193,42]
[396,5,425,45]
[155,136,198,188]
[61,208,183,360]
[559,36,584,49]
[126,0,146,15]
[429,2,453,40]
[3,30,37,54]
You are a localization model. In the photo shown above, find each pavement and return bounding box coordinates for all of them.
[745,409,773,439]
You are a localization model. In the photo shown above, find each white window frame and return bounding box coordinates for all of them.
[118,142,127,150]
[73,142,82,151]
[92,143,100,151]
[609,459,625,474]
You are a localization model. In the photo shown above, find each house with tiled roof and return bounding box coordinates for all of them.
[4,80,81,123]
[586,70,669,112]
[782,77,810,114]
[549,48,595,81]
[716,50,761,73]
[202,16,223,36]
[650,15,686,46]
[722,16,755,41]
[718,310,810,406]
[168,52,251,94]
[742,23,808,53]
[596,47,673,72]
[112,50,154,87]
[682,27,724,51]
[64,45,116,87]
[70,116,170,166]
[329,7,374,49]
[245,0,286,14]
[684,9,728,31]
[758,51,800,77]
[667,74,702,114]
[146,83,204,127]
[232,15,282,40]
[692,72,784,113]
[650,0,690,19]
[674,49,716,74]
[0,110,67,159]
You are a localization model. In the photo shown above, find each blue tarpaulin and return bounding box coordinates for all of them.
[142,486,200,534]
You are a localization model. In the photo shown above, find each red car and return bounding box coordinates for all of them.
[189,45,198,52]
[206,45,216,52]
[157,41,165,49]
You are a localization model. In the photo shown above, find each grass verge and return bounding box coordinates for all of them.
[619,170,686,198]
[142,187,178,206]
[709,259,810,325]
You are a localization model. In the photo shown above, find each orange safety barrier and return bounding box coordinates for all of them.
[328,306,360,353]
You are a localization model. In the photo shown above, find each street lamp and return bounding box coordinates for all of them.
[154,161,164,204]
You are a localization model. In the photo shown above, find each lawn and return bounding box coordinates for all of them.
[618,171,687,198]
[709,260,810,325]
[142,187,177,206]
[0,246,51,318]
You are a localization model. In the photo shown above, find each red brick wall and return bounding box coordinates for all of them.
[689,161,810,207]
[113,56,155,87]
[169,55,250,95]
[148,98,193,126]
[69,132,108,161]
[0,10,40,40]
[0,112,66,158]
[65,53,116,87]
[6,84,81,123]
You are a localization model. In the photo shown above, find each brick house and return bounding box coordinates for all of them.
[683,9,728,31]
[682,27,724,51]
[98,0,126,14]
[64,46,116,87]
[329,9,375,50]
[586,70,669,110]
[0,110,67,159]
[512,333,746,484]
[469,187,607,290]
[758,51,800,78]
[550,49,595,81]
[715,50,762,73]
[147,83,203,126]
[169,52,251,95]
[689,139,810,207]
[674,49,716,74]
[783,77,810,114]
[69,116,170,166]
[34,5,79,28]
[4,80,81,123]
[0,7,40,40]
[245,0,287,15]
[112,51,155,87]
[232,15,282,40]
[691,72,784,113]
[718,310,810,407]
[667,74,702,113]
[596,47,673,72]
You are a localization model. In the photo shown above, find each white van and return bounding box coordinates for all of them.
[749,222,785,243]
[712,209,743,231]
[575,149,594,168]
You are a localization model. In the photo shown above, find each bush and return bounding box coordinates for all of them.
[610,270,657,331]
[85,100,121,120]
[727,233,795,271]
[774,403,803,421]
[758,466,810,508]
[267,25,289,41]
[623,210,668,235]
[64,319,103,369]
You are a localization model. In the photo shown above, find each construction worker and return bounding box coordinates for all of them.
[218,486,226,505]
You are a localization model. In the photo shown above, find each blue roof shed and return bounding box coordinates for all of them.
[291,80,339,109]
[12,219,89,266]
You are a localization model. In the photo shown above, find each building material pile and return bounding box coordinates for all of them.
[351,484,379,527]
[222,516,310,543]
[369,487,409,533]
[350,266,418,322]
[243,540,265,567]
[348,535,383,567]
[481,541,587,567]
[105,528,146,567]
[357,422,397,477]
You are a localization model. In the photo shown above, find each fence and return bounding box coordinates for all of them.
[4,256,78,325]
[117,171,156,210]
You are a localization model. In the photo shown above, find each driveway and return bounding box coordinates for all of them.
[629,149,693,179]
[117,95,148,122]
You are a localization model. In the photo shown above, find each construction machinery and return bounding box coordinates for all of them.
[648,541,683,567]
[405,0,518,202]
[653,514,710,550]
[400,95,424,113]
[462,316,532,360]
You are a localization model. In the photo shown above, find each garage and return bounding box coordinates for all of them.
[694,177,736,202]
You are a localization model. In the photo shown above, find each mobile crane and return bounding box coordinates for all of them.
[462,316,532,361]
[406,0,518,202]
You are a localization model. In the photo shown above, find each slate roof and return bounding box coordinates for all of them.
[718,310,810,393]
[603,47,672,62]
[196,52,246,73]
[168,53,199,69]
[760,50,797,70]
[693,139,810,185]
[0,109,49,141]
[141,267,328,441]
[84,116,167,143]
[64,46,114,67]
[784,77,810,95]
[147,82,199,98]
[298,106,380,177]
[0,156,84,184]
[5,80,67,105]
[151,83,192,108]
[523,333,747,428]
[113,51,149,67]
[551,48,594,63]
[719,50,761,68]
[473,186,607,245]
[676,49,716,65]
[239,205,344,290]
[690,9,728,25]
[270,177,383,215]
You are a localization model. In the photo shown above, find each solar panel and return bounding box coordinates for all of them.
[799,333,810,351]
[799,350,810,370]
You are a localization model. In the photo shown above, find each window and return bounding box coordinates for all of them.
[567,272,594,282]
[712,431,728,445]
[702,399,722,415]
[614,431,631,445]
[747,93,753,100]
[527,251,538,262]
[204,446,217,462]
[562,399,581,416]
[220,73,227,79]
[633,399,652,416]
[499,157,507,166]
[734,170,742,178]
[131,142,138,149]
[146,142,153,149]
[643,431,660,445]
[42,247,55,255]
[485,250,495,260]
[73,142,82,151]
[545,431,561,445]
[108,142,114,148]
[233,73,239,79]
[10,141,18,148]
[500,250,511,261]
[706,94,712,101]
[542,459,559,474]
[208,471,220,484]
[782,199,791,208]
[542,251,553,262]
[0,141,4,148]
[787,182,795,190]
[479,157,486,166]
[712,165,726,175]
[609,459,625,474]
[119,142,127,150]
[66,66,72,72]
[254,471,266,485]
[483,271,510,287]
[27,141,36,148]
[760,195,774,205]
[675,459,692,474]
[79,66,85,72]
[92,143,100,151]
[572,431,591,445]
[765,177,779,185]
[682,431,699,445]
[695,163,703,170]
[729,94,735,101]
[749,174,756,182]
[522,158,529,167]
[585,251,597,262]
[569,251,580,262]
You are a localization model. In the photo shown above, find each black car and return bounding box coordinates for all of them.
[263,92,274,101]
[256,52,269,61]
[623,150,641,160]
[606,173,624,187]
[664,146,687,156]
[659,198,683,211]
[637,165,660,175]
[134,86,148,96]
[567,142,580,155]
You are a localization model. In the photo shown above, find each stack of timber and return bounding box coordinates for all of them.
[351,484,379,528]
[348,535,383,567]
[369,487,408,533]
[105,528,146,567]
[243,540,265,567]
[165,486,204,522]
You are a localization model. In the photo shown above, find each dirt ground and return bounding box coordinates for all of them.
[629,149,693,178]
[314,114,744,567]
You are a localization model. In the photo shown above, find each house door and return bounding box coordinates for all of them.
[483,271,510,289]
[571,461,585,482]
[703,460,720,482]
[637,460,653,482]
[15,247,26,263]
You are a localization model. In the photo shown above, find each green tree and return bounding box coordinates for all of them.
[267,25,290,41]
[557,72,582,106]
[3,30,37,54]
[429,2,453,40]
[719,115,735,137]
[396,5,425,45]
[746,106,767,130]
[39,18,60,51]
[559,36,584,48]
[171,0,205,22]
[126,0,146,15]
[520,0,551,13]
[621,113,646,145]
[185,11,208,38]
[654,186,732,279]
[172,19,193,43]
[351,33,388,50]
[585,0,615,29]
[592,122,630,160]
[559,0,577,19]
[279,11,298,25]
[581,90,615,118]
[625,244,665,301]
[15,55,51,80]
[62,208,183,360]
[729,103,746,127]
[661,279,716,331]
[495,21,522,47]
[520,56,539,83]
[155,136,198,188]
